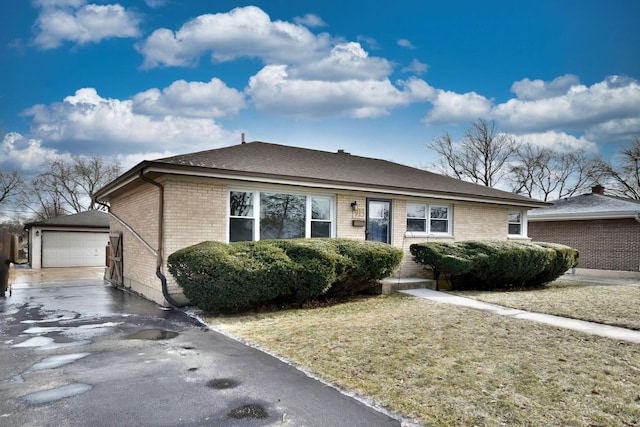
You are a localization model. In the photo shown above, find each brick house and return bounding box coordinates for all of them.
[93,141,547,306]
[528,185,640,272]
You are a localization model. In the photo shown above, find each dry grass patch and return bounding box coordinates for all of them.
[453,280,640,330]
[209,294,640,427]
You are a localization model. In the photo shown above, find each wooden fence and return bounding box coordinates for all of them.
[0,227,19,296]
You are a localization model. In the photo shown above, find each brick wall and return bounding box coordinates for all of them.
[336,194,367,240]
[453,203,510,240]
[109,175,527,304]
[109,182,163,302]
[528,218,640,271]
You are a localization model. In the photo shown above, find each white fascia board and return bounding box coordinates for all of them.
[143,166,545,209]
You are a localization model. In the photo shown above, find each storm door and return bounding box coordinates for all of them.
[366,199,391,244]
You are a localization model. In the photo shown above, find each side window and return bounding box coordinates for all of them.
[407,203,451,234]
[406,203,427,232]
[429,205,450,233]
[229,191,255,242]
[508,211,523,235]
[311,196,332,237]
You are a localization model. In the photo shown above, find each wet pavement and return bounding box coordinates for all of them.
[0,267,401,427]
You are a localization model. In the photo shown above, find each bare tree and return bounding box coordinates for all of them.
[73,155,121,210]
[509,145,601,201]
[0,169,24,208]
[596,136,640,200]
[428,119,520,187]
[24,155,121,219]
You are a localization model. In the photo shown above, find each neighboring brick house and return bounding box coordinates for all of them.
[93,141,547,306]
[528,185,640,272]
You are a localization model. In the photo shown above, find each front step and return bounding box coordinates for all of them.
[378,277,436,295]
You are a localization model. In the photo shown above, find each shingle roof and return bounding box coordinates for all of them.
[528,193,640,220]
[25,210,110,228]
[96,141,548,207]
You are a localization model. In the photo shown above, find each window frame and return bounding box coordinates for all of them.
[227,189,335,242]
[406,202,452,236]
[508,210,526,237]
[229,190,256,242]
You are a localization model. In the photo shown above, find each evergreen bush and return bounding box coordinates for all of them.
[410,240,579,290]
[167,238,403,312]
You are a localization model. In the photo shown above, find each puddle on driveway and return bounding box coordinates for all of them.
[21,383,92,405]
[12,336,92,350]
[21,322,122,341]
[228,404,269,419]
[126,329,178,340]
[26,353,89,373]
[207,378,240,389]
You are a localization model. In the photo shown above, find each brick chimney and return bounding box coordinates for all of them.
[591,184,605,195]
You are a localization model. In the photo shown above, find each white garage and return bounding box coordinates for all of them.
[42,231,108,268]
[25,211,110,269]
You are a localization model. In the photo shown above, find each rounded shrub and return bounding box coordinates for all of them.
[168,241,294,312]
[167,238,403,312]
[410,240,579,290]
[328,239,404,296]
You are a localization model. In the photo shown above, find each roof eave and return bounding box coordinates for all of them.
[131,163,548,208]
[528,211,640,221]
[93,161,152,202]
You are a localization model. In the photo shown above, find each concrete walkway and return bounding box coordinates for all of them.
[401,288,640,344]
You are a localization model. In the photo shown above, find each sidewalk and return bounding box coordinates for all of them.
[401,288,640,344]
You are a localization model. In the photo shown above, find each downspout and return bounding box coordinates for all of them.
[139,171,190,308]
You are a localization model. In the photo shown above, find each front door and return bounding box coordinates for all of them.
[366,199,391,244]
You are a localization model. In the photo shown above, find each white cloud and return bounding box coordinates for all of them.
[357,35,379,50]
[1,132,61,172]
[397,39,416,49]
[493,75,640,132]
[423,90,493,125]
[132,78,246,118]
[33,0,85,7]
[33,1,141,49]
[144,0,167,8]
[513,131,598,153]
[24,88,237,154]
[402,59,429,75]
[289,42,393,81]
[115,150,175,171]
[585,117,640,142]
[137,6,331,68]
[511,74,580,100]
[294,13,327,28]
[246,66,433,118]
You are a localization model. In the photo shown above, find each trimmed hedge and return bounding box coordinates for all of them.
[409,240,579,290]
[167,238,403,312]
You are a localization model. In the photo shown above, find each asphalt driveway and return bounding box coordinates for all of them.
[0,267,401,427]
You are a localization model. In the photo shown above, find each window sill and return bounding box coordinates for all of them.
[404,231,453,239]
[508,235,531,241]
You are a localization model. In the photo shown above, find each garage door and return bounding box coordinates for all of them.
[42,231,109,268]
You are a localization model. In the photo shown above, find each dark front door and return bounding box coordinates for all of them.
[366,199,391,244]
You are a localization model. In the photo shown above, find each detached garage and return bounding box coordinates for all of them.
[25,211,110,269]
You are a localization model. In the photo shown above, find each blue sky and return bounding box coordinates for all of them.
[1,0,639,177]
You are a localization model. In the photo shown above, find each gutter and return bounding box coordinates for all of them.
[528,211,640,221]
[138,171,190,308]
